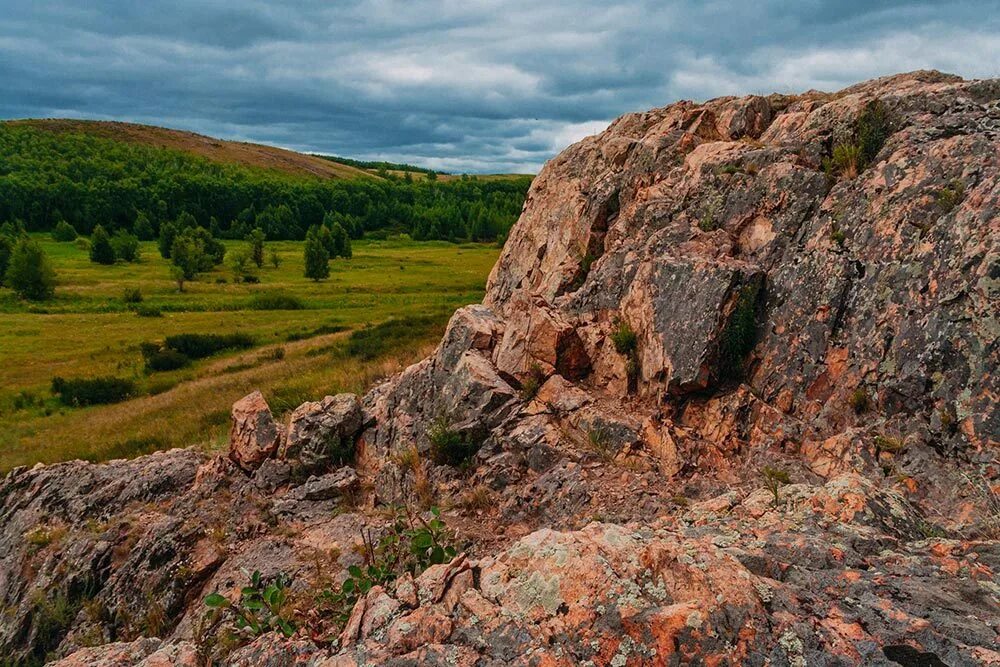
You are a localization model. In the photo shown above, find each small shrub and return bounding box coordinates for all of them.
[825,142,861,179]
[825,99,893,180]
[89,225,116,265]
[715,164,740,175]
[144,348,191,373]
[830,228,846,248]
[586,427,615,462]
[610,319,640,389]
[51,220,78,242]
[856,99,892,167]
[135,304,162,318]
[718,280,761,381]
[935,179,965,213]
[249,293,305,311]
[164,332,254,359]
[111,230,141,263]
[761,466,791,507]
[204,570,295,638]
[698,210,719,232]
[260,347,285,362]
[427,417,483,467]
[51,376,137,406]
[848,388,871,414]
[122,287,143,304]
[610,320,637,356]
[874,434,906,456]
[391,446,422,473]
[456,484,493,511]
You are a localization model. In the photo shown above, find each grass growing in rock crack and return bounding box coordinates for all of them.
[0,236,499,471]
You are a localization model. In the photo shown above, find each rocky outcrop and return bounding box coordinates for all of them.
[3,71,999,666]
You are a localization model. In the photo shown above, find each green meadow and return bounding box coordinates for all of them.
[0,236,500,471]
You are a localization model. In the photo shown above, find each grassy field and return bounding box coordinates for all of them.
[0,236,500,472]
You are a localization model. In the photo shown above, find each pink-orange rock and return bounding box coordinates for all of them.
[229,390,282,471]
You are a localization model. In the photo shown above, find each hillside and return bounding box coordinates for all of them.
[7,119,375,180]
[2,71,998,666]
[0,122,532,241]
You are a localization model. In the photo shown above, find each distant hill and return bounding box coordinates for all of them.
[7,119,375,180]
[312,153,443,176]
[0,119,533,242]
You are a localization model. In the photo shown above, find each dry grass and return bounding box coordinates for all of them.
[0,237,499,471]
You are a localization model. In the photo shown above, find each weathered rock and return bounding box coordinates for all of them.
[281,394,363,468]
[288,467,359,501]
[229,390,283,472]
[3,71,1000,667]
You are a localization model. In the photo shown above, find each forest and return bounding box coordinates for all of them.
[0,124,532,243]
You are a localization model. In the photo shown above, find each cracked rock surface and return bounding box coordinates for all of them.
[3,71,999,666]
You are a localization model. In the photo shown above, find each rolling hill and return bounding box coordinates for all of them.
[6,118,375,180]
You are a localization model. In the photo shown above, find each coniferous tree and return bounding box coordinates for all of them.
[246,228,266,268]
[111,230,141,262]
[5,237,56,300]
[0,234,13,285]
[331,222,351,258]
[158,221,178,259]
[52,220,78,242]
[89,225,116,264]
[133,211,155,240]
[317,224,335,256]
[303,226,329,281]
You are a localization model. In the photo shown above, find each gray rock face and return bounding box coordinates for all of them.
[288,467,359,501]
[229,390,283,472]
[361,305,516,459]
[281,393,363,468]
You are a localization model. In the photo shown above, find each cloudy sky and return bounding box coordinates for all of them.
[2,1,998,173]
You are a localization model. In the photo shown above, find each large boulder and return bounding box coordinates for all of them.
[229,390,283,472]
[281,393,363,468]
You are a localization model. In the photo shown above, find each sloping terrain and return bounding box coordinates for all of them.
[2,71,998,666]
[6,119,374,180]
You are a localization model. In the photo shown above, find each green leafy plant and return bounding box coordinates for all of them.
[824,99,893,180]
[318,506,459,628]
[856,99,892,167]
[122,287,143,304]
[761,466,791,507]
[51,376,137,406]
[718,281,761,380]
[204,569,296,638]
[427,417,484,466]
[610,319,640,389]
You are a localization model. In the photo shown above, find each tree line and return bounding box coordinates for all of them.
[0,125,531,243]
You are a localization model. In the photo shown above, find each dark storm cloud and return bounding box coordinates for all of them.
[1,1,997,172]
